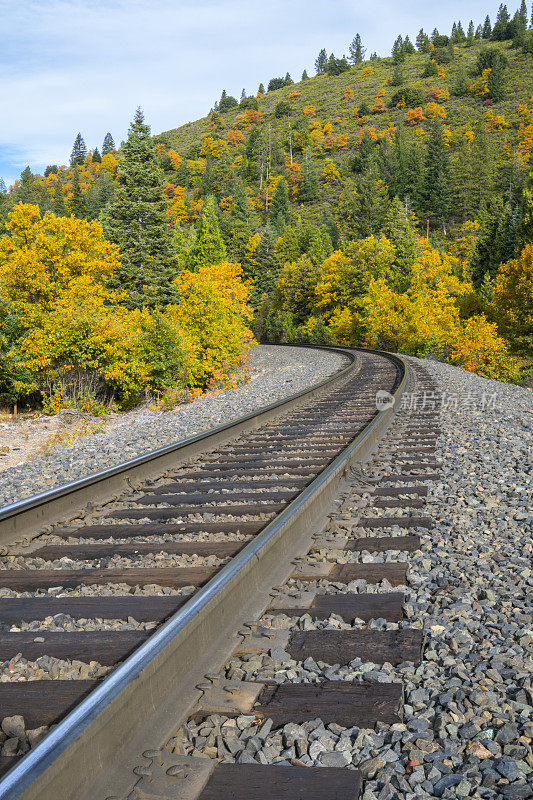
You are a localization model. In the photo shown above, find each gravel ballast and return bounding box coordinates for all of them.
[0,345,347,508]
[170,358,532,799]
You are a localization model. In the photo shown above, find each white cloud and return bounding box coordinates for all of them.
[0,0,500,186]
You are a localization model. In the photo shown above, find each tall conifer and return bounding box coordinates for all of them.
[70,134,87,166]
[104,108,176,308]
[187,195,226,270]
[102,133,115,155]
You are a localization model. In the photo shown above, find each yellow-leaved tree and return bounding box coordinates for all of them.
[0,203,119,323]
[0,205,255,410]
[363,242,469,356]
[170,262,254,388]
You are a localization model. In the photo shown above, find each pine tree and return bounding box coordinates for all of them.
[240,88,246,101]
[466,21,475,46]
[301,70,309,81]
[517,0,528,33]
[482,15,492,38]
[16,167,34,203]
[92,147,102,164]
[258,83,265,94]
[53,180,67,216]
[187,194,227,270]
[423,123,450,228]
[284,72,293,85]
[392,36,405,63]
[103,108,176,308]
[69,167,86,218]
[475,24,483,39]
[252,223,279,298]
[102,132,115,155]
[299,164,320,202]
[487,52,507,100]
[70,133,87,166]
[492,4,511,40]
[270,178,290,228]
[471,197,512,285]
[349,33,366,64]
[403,35,415,54]
[315,48,328,74]
[517,169,533,249]
[456,21,466,42]
[416,29,430,52]
[230,176,255,224]
[391,64,404,86]
[451,22,458,42]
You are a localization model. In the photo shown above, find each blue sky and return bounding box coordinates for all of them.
[0,0,510,188]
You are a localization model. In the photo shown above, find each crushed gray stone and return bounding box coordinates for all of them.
[0,345,347,507]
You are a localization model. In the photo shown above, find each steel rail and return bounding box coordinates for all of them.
[0,347,410,800]
[0,345,356,546]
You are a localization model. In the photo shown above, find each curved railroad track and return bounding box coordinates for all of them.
[0,347,441,800]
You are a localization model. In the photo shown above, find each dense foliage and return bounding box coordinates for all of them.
[1,5,533,412]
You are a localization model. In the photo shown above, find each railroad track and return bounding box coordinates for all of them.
[0,347,441,800]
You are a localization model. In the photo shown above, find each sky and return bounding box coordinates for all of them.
[0,0,510,188]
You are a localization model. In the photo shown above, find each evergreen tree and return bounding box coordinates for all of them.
[102,133,115,155]
[103,108,176,308]
[423,123,450,228]
[299,164,320,202]
[391,64,404,86]
[517,169,533,249]
[253,223,279,298]
[172,222,189,271]
[315,48,328,74]
[258,82,265,94]
[240,88,246,101]
[92,147,102,164]
[383,197,418,291]
[471,197,512,285]
[53,180,67,216]
[492,4,511,39]
[301,70,309,81]
[416,29,430,52]
[70,133,87,166]
[187,194,227,269]
[349,33,366,64]
[475,24,483,39]
[321,205,340,249]
[270,178,290,228]
[69,167,86,218]
[16,167,37,203]
[482,15,492,38]
[392,36,405,63]
[231,176,255,224]
[456,21,466,42]
[0,178,6,196]
[466,21,475,45]
[403,35,415,54]
[453,69,469,96]
[518,0,528,33]
[284,72,293,85]
[487,52,507,100]
[307,228,333,266]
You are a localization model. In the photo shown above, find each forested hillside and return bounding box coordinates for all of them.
[1,4,533,413]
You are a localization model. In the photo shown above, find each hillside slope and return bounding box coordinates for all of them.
[157,38,533,233]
